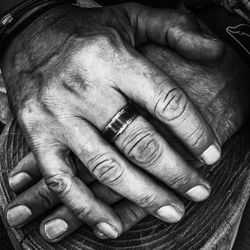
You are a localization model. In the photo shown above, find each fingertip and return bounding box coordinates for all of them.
[6,205,32,228]
[8,172,32,192]
[199,142,221,166]
[40,218,69,243]
[202,35,226,61]
[95,222,119,239]
[94,228,110,240]
[156,205,184,223]
[185,185,211,202]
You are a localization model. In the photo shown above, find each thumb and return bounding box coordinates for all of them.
[123,3,225,61]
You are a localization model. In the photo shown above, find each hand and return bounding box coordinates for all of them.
[2,3,224,238]
[5,28,250,242]
[6,39,250,242]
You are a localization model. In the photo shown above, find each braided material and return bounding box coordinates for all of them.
[1,119,250,249]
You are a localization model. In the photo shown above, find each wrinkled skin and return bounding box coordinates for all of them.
[141,44,250,145]
[5,39,250,241]
[0,1,246,242]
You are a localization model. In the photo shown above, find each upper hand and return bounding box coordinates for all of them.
[1,3,224,239]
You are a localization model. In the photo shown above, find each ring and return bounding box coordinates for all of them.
[102,104,139,143]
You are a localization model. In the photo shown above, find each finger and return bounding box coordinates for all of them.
[40,199,146,242]
[40,206,83,242]
[5,178,122,227]
[115,116,211,201]
[114,200,147,233]
[37,146,123,239]
[6,178,123,240]
[8,152,95,192]
[70,84,211,201]
[113,50,221,165]
[38,183,122,242]
[122,3,225,60]
[8,153,40,192]
[5,180,59,228]
[69,153,96,185]
[65,119,185,223]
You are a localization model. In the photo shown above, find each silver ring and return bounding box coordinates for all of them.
[102,104,139,143]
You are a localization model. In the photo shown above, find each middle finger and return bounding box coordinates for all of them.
[70,85,211,202]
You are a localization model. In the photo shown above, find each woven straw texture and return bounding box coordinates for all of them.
[1,119,250,250]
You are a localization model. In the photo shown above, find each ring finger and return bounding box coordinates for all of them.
[71,86,211,202]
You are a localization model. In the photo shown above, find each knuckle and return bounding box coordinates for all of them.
[120,204,143,224]
[18,102,38,127]
[135,193,158,209]
[154,87,188,122]
[168,171,191,190]
[37,182,58,208]
[122,128,163,167]
[45,174,72,197]
[73,28,128,75]
[88,153,125,186]
[17,98,54,134]
[92,28,123,53]
[177,13,192,25]
[174,12,197,28]
[186,125,207,148]
[71,205,91,220]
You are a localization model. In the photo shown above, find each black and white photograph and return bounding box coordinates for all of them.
[0,0,250,249]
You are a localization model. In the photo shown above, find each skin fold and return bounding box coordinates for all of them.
[1,2,248,242]
[5,35,250,242]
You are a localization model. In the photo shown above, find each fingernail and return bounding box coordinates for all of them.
[186,185,211,202]
[156,205,182,223]
[94,229,108,239]
[203,33,218,41]
[7,205,32,227]
[96,222,119,239]
[44,219,68,240]
[200,143,221,165]
[9,172,32,191]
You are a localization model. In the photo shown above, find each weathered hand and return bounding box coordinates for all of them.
[6,40,250,242]
[5,29,250,241]
[2,3,225,239]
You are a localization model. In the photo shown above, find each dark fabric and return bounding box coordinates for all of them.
[195,5,250,64]
[0,121,14,250]
[0,0,25,16]
[0,209,14,250]
[233,199,250,250]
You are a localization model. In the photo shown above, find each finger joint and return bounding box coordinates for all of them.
[88,153,125,186]
[135,193,158,209]
[122,128,163,167]
[154,87,188,122]
[45,174,72,197]
[168,171,192,191]
[37,181,59,208]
